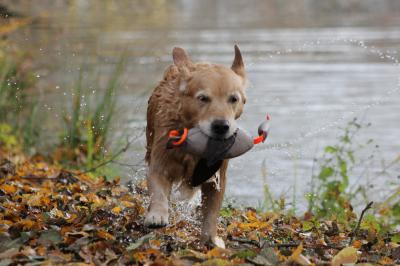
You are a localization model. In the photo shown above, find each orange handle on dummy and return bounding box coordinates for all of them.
[253,135,265,144]
[168,128,188,146]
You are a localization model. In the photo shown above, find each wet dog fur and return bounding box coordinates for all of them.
[145,45,247,247]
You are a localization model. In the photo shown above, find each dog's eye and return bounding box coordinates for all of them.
[197,94,210,103]
[228,95,239,104]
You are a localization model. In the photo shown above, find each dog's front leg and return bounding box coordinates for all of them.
[200,161,228,248]
[144,168,172,228]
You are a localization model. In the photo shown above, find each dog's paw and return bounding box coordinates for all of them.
[144,209,169,228]
[202,236,226,249]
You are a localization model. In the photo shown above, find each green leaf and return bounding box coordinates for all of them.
[339,160,349,190]
[231,249,256,259]
[318,167,334,181]
[302,220,314,231]
[342,135,351,143]
[347,151,355,164]
[391,233,400,243]
[392,203,400,217]
[324,146,337,153]
[220,207,233,218]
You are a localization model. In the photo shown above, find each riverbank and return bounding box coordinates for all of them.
[0,149,399,265]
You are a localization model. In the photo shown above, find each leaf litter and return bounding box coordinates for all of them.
[0,155,399,265]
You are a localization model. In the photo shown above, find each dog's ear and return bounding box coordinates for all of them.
[173,47,193,92]
[173,47,192,68]
[231,45,245,79]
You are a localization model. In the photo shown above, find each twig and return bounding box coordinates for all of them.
[229,236,346,250]
[228,236,260,247]
[349,201,373,243]
[265,242,299,248]
[83,136,134,173]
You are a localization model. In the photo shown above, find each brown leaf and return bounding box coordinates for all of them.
[96,230,115,241]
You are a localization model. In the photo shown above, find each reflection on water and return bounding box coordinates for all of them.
[6,0,400,208]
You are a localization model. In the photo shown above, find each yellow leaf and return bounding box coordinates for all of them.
[238,221,272,231]
[202,258,231,266]
[245,209,258,222]
[121,200,135,208]
[289,243,311,266]
[332,247,358,266]
[0,18,31,36]
[111,206,122,214]
[66,213,78,223]
[26,194,42,207]
[50,208,65,218]
[290,242,303,259]
[87,193,103,206]
[19,219,35,230]
[378,257,394,265]
[0,184,17,194]
[206,247,231,259]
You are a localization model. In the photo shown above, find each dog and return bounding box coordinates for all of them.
[145,45,247,247]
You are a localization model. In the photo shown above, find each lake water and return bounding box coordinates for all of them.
[7,0,400,209]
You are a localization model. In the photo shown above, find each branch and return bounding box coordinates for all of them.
[349,201,373,243]
[228,236,260,247]
[83,136,134,173]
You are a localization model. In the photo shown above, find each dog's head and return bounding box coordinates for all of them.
[173,45,247,139]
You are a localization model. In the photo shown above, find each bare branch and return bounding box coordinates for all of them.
[349,201,373,244]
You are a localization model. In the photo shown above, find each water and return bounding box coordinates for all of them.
[6,0,400,209]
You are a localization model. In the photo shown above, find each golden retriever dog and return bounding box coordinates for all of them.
[145,45,247,247]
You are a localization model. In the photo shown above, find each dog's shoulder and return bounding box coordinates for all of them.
[146,65,183,162]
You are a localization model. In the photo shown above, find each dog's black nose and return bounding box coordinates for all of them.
[211,120,230,136]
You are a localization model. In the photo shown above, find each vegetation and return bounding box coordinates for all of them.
[0,42,39,152]
[56,58,125,171]
[306,119,400,234]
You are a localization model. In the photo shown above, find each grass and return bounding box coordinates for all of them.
[0,50,30,123]
[58,56,126,171]
[0,42,39,152]
[0,40,127,172]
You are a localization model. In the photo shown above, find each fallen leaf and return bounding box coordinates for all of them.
[206,247,230,259]
[332,247,358,266]
[0,248,18,260]
[202,258,231,266]
[126,233,154,251]
[38,229,63,246]
[290,243,311,266]
[111,206,122,214]
[96,230,115,241]
[0,184,17,194]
